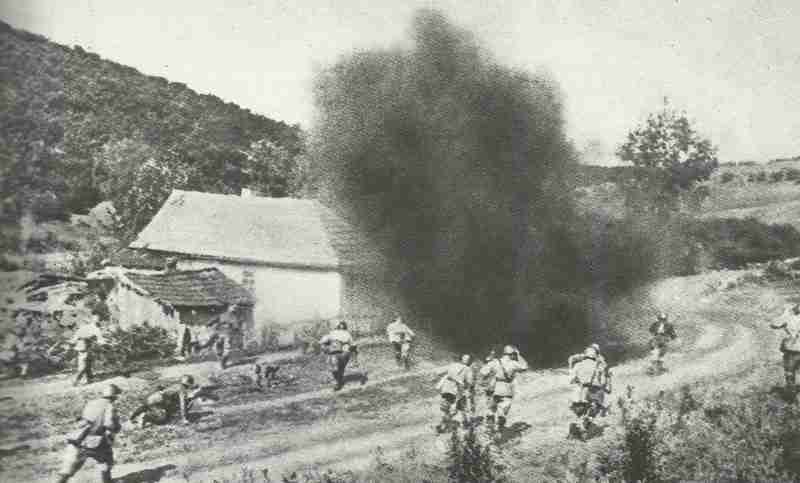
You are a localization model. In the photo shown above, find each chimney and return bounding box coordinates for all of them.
[164,257,178,273]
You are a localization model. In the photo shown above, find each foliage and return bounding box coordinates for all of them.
[617,102,719,216]
[0,20,308,225]
[90,323,176,373]
[446,426,507,483]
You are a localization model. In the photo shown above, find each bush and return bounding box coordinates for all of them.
[446,426,507,483]
[295,319,331,354]
[771,170,785,183]
[720,171,736,184]
[89,323,176,373]
[594,386,800,482]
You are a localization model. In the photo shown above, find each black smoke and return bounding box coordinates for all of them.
[312,10,591,361]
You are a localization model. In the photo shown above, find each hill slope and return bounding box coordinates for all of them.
[0,20,304,221]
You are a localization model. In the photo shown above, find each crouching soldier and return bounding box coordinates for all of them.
[770,303,800,392]
[320,322,354,391]
[129,375,200,427]
[57,384,122,483]
[480,345,528,432]
[435,354,474,432]
[568,344,612,440]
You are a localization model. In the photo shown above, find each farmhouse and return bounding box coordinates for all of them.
[91,265,254,333]
[124,190,394,340]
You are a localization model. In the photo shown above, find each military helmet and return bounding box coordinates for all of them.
[180,375,197,388]
[588,343,600,354]
[503,345,515,355]
[102,384,122,398]
[461,354,472,365]
[657,312,668,322]
[336,321,348,330]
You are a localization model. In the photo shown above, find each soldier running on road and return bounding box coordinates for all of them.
[386,315,415,368]
[436,354,474,432]
[320,322,355,391]
[648,312,677,374]
[129,375,201,427]
[479,345,528,432]
[56,384,122,483]
[771,303,800,392]
[71,320,105,387]
[567,343,612,439]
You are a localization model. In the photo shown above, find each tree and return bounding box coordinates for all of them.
[617,103,719,215]
[110,157,192,241]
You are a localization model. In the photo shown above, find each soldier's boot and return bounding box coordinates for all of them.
[55,474,71,483]
[100,469,112,483]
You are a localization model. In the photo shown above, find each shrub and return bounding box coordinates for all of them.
[771,170,785,183]
[76,323,177,374]
[593,385,800,482]
[720,171,736,184]
[296,319,331,354]
[446,426,507,483]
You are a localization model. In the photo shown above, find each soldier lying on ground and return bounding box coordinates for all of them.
[129,375,202,427]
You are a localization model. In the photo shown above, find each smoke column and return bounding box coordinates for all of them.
[312,10,588,360]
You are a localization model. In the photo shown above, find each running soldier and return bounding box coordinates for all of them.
[770,303,800,392]
[129,375,201,427]
[479,348,498,423]
[386,315,415,368]
[648,312,677,374]
[567,344,612,440]
[71,320,105,387]
[57,384,122,483]
[435,354,474,432]
[320,321,355,391]
[479,345,528,432]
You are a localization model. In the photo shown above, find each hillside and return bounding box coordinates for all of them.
[0,20,305,222]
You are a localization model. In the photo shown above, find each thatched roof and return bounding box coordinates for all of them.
[123,268,254,307]
[129,190,386,273]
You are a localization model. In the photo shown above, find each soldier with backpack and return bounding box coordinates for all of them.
[56,384,122,483]
[129,375,201,427]
[479,345,528,432]
[770,303,800,392]
[320,321,355,391]
[567,343,612,440]
[435,354,474,432]
[648,312,677,374]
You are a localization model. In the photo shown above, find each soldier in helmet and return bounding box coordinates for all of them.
[129,375,201,427]
[479,345,528,432]
[435,354,474,432]
[320,321,355,391]
[648,312,677,374]
[567,343,612,439]
[770,302,800,392]
[57,384,122,483]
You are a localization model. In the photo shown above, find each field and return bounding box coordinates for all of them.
[0,266,791,482]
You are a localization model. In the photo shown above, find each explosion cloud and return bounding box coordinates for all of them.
[312,10,589,360]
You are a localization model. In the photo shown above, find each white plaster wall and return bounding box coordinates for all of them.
[178,260,342,331]
[107,284,178,331]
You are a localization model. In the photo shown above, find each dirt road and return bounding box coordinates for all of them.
[10,271,783,482]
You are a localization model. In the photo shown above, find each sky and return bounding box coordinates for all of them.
[3,0,799,164]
